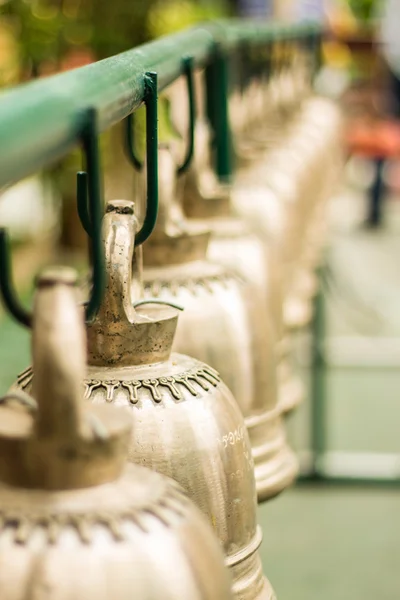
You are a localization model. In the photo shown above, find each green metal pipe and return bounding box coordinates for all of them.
[0,28,214,188]
[0,20,321,189]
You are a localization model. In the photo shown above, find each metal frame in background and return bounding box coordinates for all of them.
[298,263,400,487]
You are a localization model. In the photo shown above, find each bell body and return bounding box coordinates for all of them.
[0,466,233,600]
[207,219,304,419]
[2,267,233,600]
[182,122,300,442]
[82,350,272,599]
[143,253,297,502]
[78,200,276,599]
[205,217,281,339]
[230,178,305,412]
[233,96,343,326]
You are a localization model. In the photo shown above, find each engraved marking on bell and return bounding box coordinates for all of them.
[202,278,213,293]
[84,379,102,399]
[174,374,198,396]
[186,279,198,295]
[15,517,30,544]
[103,380,120,401]
[48,518,60,544]
[219,426,245,449]
[107,516,124,540]
[158,377,182,400]
[187,371,210,390]
[200,366,220,383]
[121,381,141,403]
[16,365,33,389]
[145,506,170,527]
[142,379,161,402]
[160,496,186,517]
[73,515,91,544]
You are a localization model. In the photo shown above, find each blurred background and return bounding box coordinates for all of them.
[0,0,400,599]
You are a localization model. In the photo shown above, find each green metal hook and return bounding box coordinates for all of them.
[0,107,105,327]
[81,72,159,248]
[0,228,31,327]
[125,111,143,171]
[77,171,91,235]
[135,70,159,246]
[177,55,196,175]
[125,58,195,176]
[77,107,105,322]
[204,42,232,183]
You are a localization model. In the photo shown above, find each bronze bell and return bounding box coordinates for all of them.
[233,95,342,323]
[142,144,297,503]
[168,76,301,422]
[2,267,233,600]
[183,117,303,419]
[229,101,338,411]
[266,97,343,329]
[15,201,276,599]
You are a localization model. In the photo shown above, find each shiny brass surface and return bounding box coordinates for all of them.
[230,96,342,417]
[13,199,273,599]
[5,267,233,600]
[233,96,343,329]
[143,146,297,503]
[184,115,304,417]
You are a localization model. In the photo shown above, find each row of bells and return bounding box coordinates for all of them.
[0,63,343,599]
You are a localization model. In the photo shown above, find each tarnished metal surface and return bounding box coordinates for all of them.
[12,199,272,598]
[141,146,298,503]
[3,267,232,600]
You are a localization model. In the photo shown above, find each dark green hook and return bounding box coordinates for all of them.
[0,229,31,327]
[125,111,142,171]
[125,57,195,176]
[0,107,105,327]
[177,56,196,175]
[136,70,159,247]
[79,72,159,247]
[73,72,158,250]
[77,171,91,235]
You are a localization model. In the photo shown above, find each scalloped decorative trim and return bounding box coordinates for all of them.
[16,365,221,404]
[143,270,244,298]
[0,482,190,545]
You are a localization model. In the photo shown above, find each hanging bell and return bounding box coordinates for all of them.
[141,144,297,503]
[233,95,342,319]
[182,116,303,421]
[1,267,233,600]
[168,73,303,419]
[229,103,336,412]
[14,201,275,600]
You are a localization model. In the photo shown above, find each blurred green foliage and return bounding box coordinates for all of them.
[347,0,380,23]
[0,0,228,76]
[148,0,228,38]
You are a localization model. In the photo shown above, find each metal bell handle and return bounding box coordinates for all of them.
[93,200,137,327]
[0,108,105,327]
[32,268,85,439]
[0,265,131,490]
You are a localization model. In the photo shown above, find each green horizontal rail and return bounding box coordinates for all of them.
[207,19,321,46]
[0,19,321,190]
